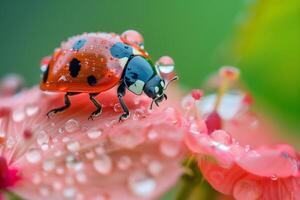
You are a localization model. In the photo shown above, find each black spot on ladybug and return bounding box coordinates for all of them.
[72,39,87,51]
[69,58,81,78]
[87,75,97,86]
[43,65,49,83]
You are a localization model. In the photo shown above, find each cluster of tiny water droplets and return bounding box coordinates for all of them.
[3,88,183,199]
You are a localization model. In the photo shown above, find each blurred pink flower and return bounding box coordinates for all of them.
[184,91,300,200]
[0,86,186,200]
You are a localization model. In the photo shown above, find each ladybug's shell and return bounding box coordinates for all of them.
[40,32,126,93]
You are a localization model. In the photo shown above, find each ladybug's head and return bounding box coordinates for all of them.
[144,75,178,109]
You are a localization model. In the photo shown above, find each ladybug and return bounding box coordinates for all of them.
[40,30,177,121]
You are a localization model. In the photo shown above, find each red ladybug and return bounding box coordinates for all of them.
[40,30,177,120]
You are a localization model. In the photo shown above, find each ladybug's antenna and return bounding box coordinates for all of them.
[164,76,179,90]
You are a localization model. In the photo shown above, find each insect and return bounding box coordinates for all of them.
[40,30,177,121]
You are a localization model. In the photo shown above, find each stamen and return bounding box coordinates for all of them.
[213,66,240,110]
[191,89,203,101]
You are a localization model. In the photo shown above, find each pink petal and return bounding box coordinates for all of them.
[0,87,186,200]
[236,145,299,178]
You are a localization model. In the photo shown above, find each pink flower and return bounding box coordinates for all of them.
[0,85,186,200]
[184,89,300,200]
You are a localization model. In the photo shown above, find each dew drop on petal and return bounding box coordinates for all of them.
[67,141,81,152]
[41,143,49,151]
[58,128,65,134]
[26,148,42,163]
[56,167,65,175]
[63,187,77,198]
[43,160,55,171]
[52,181,62,191]
[85,151,95,160]
[270,175,278,181]
[93,154,112,175]
[65,119,79,133]
[160,140,181,157]
[244,145,251,152]
[37,130,49,146]
[6,136,15,148]
[128,171,156,197]
[87,129,102,139]
[210,130,232,146]
[12,109,25,122]
[93,194,109,200]
[147,130,158,140]
[113,103,122,113]
[148,160,163,176]
[32,174,42,185]
[25,104,39,116]
[109,128,145,149]
[117,155,132,170]
[76,172,87,183]
[39,186,50,196]
[132,108,147,120]
[233,179,261,200]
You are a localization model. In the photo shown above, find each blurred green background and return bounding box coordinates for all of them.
[0,0,299,133]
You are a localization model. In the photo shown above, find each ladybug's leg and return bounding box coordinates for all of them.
[117,81,130,121]
[47,92,80,118]
[88,93,102,120]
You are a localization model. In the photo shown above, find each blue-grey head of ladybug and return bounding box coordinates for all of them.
[110,42,178,108]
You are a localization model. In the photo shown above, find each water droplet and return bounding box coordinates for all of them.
[76,172,87,183]
[233,179,261,200]
[147,130,158,140]
[43,160,55,171]
[128,171,156,197]
[62,137,71,143]
[12,109,25,122]
[63,187,76,198]
[245,145,251,152]
[113,103,122,113]
[56,167,64,175]
[87,129,102,139]
[67,141,81,152]
[148,160,163,176]
[32,174,41,184]
[26,148,41,163]
[270,175,278,181]
[109,127,145,149]
[6,136,15,148]
[58,128,65,134]
[65,119,79,133]
[41,143,49,151]
[160,140,181,157]
[93,154,112,175]
[25,104,39,116]
[121,30,144,47]
[65,155,83,171]
[210,130,232,145]
[85,151,95,160]
[39,186,50,196]
[117,155,132,170]
[37,130,49,146]
[93,194,108,200]
[132,108,147,120]
[156,56,175,74]
[65,175,74,185]
[52,181,62,191]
